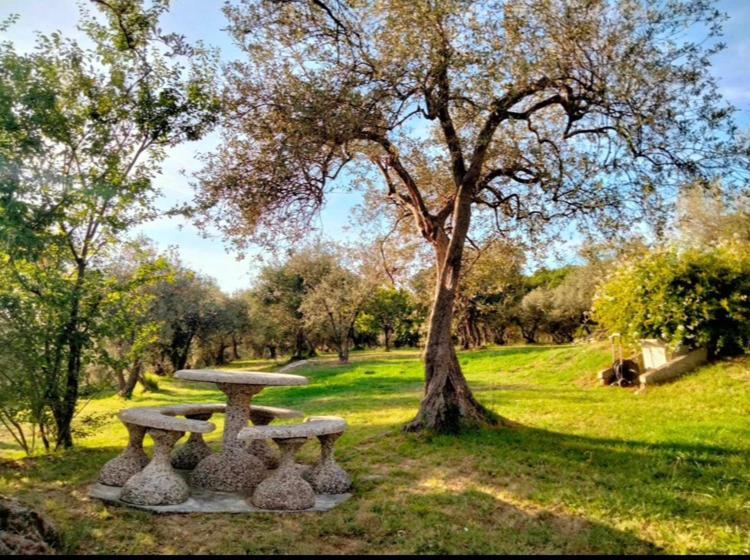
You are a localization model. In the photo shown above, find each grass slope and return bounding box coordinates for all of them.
[0,344,747,554]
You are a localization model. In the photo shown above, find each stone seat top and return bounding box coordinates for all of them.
[237,417,347,441]
[119,406,216,434]
[250,405,304,420]
[160,403,227,417]
[175,369,308,387]
[159,403,302,419]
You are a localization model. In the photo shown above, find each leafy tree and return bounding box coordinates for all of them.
[95,240,168,398]
[244,288,289,359]
[516,288,550,343]
[194,0,746,433]
[454,239,525,348]
[674,182,750,245]
[0,1,217,448]
[193,293,250,367]
[149,260,221,373]
[361,288,416,351]
[300,263,375,363]
[593,239,750,357]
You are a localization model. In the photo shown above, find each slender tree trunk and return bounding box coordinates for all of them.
[215,340,227,365]
[54,261,86,450]
[119,361,143,399]
[384,325,391,352]
[405,193,507,433]
[231,335,241,360]
[292,327,307,360]
[338,341,349,364]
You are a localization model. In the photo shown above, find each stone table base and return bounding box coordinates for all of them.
[88,479,351,514]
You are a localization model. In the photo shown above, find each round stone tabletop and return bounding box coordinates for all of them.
[175,369,309,387]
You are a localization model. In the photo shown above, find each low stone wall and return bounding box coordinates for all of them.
[638,347,708,386]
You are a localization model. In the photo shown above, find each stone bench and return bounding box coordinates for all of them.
[101,406,216,506]
[245,405,304,468]
[237,417,350,510]
[163,404,227,470]
[166,404,304,469]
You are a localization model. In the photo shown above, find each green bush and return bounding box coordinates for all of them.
[141,373,160,392]
[592,240,750,357]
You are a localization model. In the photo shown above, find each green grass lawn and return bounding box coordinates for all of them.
[0,343,748,554]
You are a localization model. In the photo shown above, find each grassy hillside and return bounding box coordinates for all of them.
[0,344,747,554]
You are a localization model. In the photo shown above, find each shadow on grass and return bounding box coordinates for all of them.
[0,444,665,554]
[396,423,750,530]
[396,486,663,554]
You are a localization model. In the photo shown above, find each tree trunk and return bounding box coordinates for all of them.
[292,327,308,360]
[119,361,143,399]
[384,325,391,352]
[337,336,349,363]
[53,261,87,450]
[215,341,227,365]
[231,335,241,360]
[405,193,506,434]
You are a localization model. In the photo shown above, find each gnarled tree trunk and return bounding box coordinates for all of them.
[405,193,507,433]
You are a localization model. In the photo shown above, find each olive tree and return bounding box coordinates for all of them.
[194,0,746,433]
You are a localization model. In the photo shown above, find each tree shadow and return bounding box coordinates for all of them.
[393,486,664,554]
[407,423,750,531]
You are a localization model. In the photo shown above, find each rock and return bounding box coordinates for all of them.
[0,497,59,555]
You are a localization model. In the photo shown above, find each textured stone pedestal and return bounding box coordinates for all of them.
[305,432,351,494]
[251,437,315,511]
[190,384,266,493]
[247,410,279,468]
[246,406,305,469]
[99,423,149,487]
[171,413,214,470]
[120,429,189,506]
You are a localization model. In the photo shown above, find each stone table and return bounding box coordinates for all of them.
[174,369,308,494]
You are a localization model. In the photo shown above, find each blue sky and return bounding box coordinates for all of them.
[2,0,749,291]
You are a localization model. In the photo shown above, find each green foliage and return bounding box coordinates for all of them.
[593,239,750,356]
[360,288,421,350]
[0,0,219,450]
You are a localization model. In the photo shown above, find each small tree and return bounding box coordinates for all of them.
[361,288,415,351]
[0,1,218,448]
[300,265,374,363]
[96,240,168,398]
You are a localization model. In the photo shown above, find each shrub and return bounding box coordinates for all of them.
[593,240,750,356]
[141,373,160,392]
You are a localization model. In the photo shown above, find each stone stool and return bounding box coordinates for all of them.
[116,406,216,506]
[253,436,313,511]
[171,413,214,470]
[120,429,188,506]
[99,422,149,487]
[247,405,304,469]
[238,417,349,510]
[304,417,351,494]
